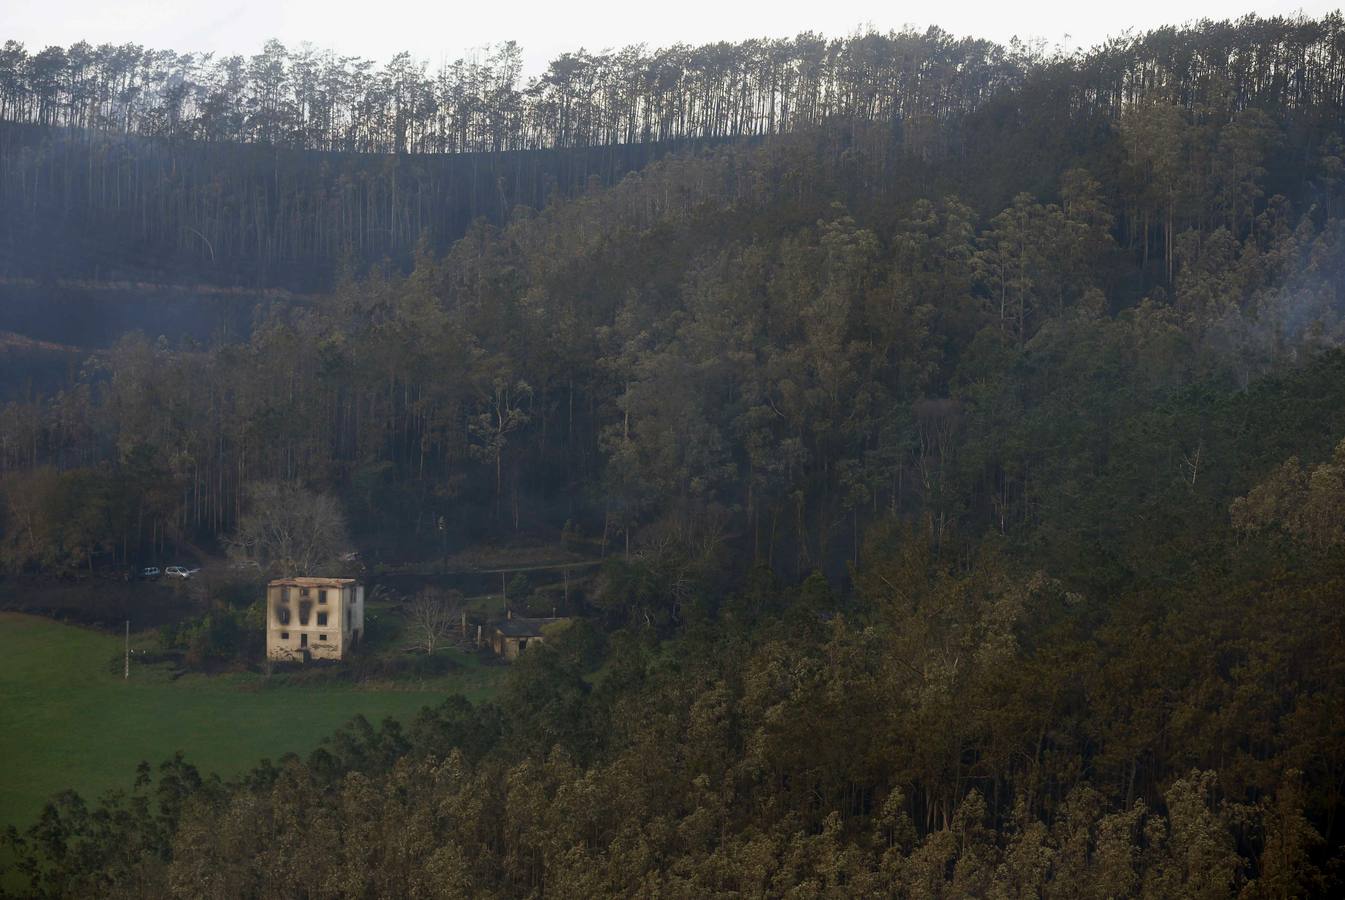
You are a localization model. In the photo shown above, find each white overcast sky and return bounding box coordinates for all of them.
[1,1,1338,75]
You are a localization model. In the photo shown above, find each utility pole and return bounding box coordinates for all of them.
[124,619,130,680]
[438,515,447,573]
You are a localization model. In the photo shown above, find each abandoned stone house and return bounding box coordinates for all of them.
[267,577,364,661]
[486,613,566,660]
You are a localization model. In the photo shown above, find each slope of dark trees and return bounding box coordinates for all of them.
[4,13,1345,897]
[0,125,715,288]
[4,13,1345,289]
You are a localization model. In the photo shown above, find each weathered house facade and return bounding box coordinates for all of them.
[267,577,364,661]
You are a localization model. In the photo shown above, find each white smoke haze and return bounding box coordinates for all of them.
[1191,214,1345,386]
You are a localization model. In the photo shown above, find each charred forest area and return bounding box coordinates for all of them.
[5,13,1345,898]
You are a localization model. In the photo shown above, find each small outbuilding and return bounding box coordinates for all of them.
[486,613,566,661]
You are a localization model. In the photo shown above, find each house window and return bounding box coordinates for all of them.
[319,590,328,604]
[301,587,310,597]
[318,634,327,642]
[280,631,289,640]
[300,634,308,648]
[277,606,291,625]
[317,612,328,627]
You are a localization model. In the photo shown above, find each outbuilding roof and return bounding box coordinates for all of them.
[493,616,565,638]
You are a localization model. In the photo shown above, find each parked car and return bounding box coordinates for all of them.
[140,566,161,579]
[164,566,195,579]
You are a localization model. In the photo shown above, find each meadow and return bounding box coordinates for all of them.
[0,612,501,830]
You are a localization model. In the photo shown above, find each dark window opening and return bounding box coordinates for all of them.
[319,590,328,604]
[299,600,313,625]
[301,587,310,597]
[317,612,328,627]
[319,634,327,641]
[280,631,289,640]
[277,606,291,625]
[300,634,308,648]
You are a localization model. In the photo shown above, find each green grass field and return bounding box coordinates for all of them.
[0,612,502,831]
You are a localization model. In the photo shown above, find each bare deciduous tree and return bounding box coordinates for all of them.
[227,482,350,577]
[406,587,463,654]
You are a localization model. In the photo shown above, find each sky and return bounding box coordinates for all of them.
[1,1,1338,75]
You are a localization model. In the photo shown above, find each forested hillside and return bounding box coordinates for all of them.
[4,13,1345,897]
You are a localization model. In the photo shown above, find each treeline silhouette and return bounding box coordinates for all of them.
[0,30,1022,153]
[3,16,1344,153]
